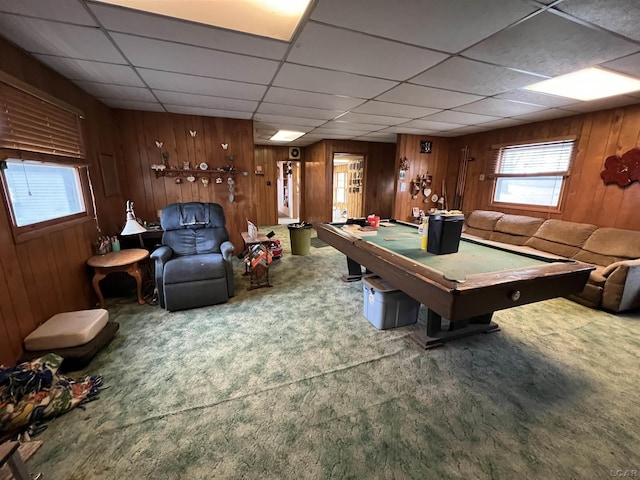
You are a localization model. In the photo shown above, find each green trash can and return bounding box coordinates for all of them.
[288,222,313,255]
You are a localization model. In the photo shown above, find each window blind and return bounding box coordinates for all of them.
[490,139,575,177]
[0,81,85,158]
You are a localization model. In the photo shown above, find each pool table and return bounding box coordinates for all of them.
[316,220,594,349]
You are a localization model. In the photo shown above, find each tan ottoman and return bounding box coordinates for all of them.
[21,309,118,371]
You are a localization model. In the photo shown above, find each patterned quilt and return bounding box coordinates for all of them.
[0,353,103,434]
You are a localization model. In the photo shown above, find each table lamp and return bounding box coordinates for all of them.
[121,200,147,236]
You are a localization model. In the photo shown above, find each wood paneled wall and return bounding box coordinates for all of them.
[0,38,121,366]
[115,110,256,248]
[394,135,453,221]
[303,140,396,224]
[450,104,640,230]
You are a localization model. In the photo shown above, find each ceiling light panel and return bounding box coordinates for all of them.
[310,0,535,53]
[110,33,280,84]
[94,0,311,41]
[463,12,639,77]
[273,64,398,98]
[271,130,306,141]
[288,23,448,81]
[89,2,288,60]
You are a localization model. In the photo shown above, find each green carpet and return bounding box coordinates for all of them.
[28,225,640,479]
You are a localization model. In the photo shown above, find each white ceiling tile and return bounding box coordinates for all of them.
[560,95,640,113]
[74,81,155,101]
[253,114,327,127]
[0,15,125,63]
[0,0,96,25]
[312,126,381,135]
[556,0,640,42]
[100,98,164,111]
[273,64,398,98]
[336,112,409,126]
[322,121,386,132]
[410,57,544,96]
[166,105,253,119]
[400,119,466,130]
[443,125,494,135]
[288,22,448,81]
[353,133,397,143]
[478,118,529,129]
[454,98,547,116]
[463,11,639,77]
[421,110,502,125]
[111,33,280,84]
[493,89,579,107]
[156,91,258,112]
[257,103,343,120]
[604,53,640,78]
[376,84,483,109]
[311,0,536,53]
[381,126,439,135]
[88,3,288,60]
[136,68,266,100]
[511,109,577,122]
[254,122,315,133]
[33,55,144,85]
[352,101,440,118]
[262,87,365,111]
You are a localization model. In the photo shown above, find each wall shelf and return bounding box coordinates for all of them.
[152,166,237,179]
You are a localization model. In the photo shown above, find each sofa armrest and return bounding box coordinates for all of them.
[601,259,640,312]
[220,241,235,262]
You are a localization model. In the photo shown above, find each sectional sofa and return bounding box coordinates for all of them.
[463,210,640,313]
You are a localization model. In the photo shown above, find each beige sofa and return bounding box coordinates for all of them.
[463,210,640,313]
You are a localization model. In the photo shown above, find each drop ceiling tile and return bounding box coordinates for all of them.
[0,15,125,63]
[33,55,144,85]
[511,108,576,122]
[156,91,258,112]
[454,98,547,116]
[463,11,639,77]
[166,105,252,119]
[307,133,355,140]
[479,118,529,129]
[555,0,640,42]
[336,112,410,126]
[352,101,440,118]
[288,22,448,81]
[111,33,280,84]
[560,95,640,113]
[100,98,164,111]
[311,0,536,53]
[0,0,96,25]
[421,110,502,125]
[493,89,579,107]
[74,81,155,101]
[410,57,543,96]
[253,114,327,127]
[257,103,343,120]
[88,3,287,60]
[273,64,398,98]
[353,133,397,143]
[400,119,466,130]
[381,126,439,135]
[312,126,381,135]
[254,122,315,133]
[136,69,266,100]
[604,53,640,78]
[376,84,483,109]
[443,125,494,135]
[322,121,386,132]
[262,87,365,111]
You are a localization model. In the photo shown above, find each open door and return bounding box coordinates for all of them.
[277,160,300,224]
[333,153,365,222]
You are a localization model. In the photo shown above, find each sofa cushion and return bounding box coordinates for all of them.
[489,214,545,245]
[525,219,597,257]
[578,227,640,258]
[465,210,504,231]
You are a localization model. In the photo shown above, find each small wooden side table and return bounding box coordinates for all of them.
[87,248,149,308]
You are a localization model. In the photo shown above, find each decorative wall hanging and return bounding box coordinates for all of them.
[601,148,640,187]
[399,156,409,172]
[189,130,197,137]
[420,140,433,154]
[221,143,228,150]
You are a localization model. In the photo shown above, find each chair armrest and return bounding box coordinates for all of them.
[150,245,173,264]
[220,241,235,261]
[602,258,640,277]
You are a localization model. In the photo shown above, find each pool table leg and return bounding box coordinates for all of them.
[414,309,500,349]
[341,257,366,282]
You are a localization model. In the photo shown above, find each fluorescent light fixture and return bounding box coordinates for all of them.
[95,0,312,41]
[524,67,640,101]
[270,130,305,142]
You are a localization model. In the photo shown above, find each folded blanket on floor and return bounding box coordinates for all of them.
[0,353,103,434]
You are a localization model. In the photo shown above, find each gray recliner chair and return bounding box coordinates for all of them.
[150,202,235,311]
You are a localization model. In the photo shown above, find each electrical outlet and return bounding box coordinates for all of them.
[479,173,485,181]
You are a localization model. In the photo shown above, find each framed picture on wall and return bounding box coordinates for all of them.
[98,153,121,198]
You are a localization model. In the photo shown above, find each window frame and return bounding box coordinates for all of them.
[488,136,577,214]
[0,150,94,244]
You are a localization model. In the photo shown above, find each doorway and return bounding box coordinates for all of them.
[277,160,300,225]
[333,153,365,222]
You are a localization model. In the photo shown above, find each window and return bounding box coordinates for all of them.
[3,159,86,227]
[490,139,575,210]
[336,172,346,203]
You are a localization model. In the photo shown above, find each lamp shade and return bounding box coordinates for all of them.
[120,200,147,235]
